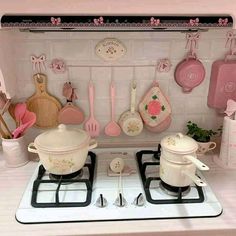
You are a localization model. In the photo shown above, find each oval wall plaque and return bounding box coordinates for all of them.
[95,38,126,61]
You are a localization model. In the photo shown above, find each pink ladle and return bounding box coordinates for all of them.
[104,81,121,137]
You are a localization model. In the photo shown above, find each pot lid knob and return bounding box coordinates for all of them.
[58,124,67,131]
[176,133,184,138]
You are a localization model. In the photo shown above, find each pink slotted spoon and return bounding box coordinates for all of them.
[84,80,100,137]
[104,80,121,136]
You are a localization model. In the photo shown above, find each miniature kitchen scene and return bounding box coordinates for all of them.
[1,1,236,236]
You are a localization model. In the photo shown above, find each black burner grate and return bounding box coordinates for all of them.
[136,149,204,204]
[31,151,96,208]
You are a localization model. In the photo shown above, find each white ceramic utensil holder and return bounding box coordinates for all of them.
[2,136,29,167]
[214,116,236,169]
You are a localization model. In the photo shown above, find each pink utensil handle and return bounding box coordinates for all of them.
[110,81,115,121]
[89,81,95,118]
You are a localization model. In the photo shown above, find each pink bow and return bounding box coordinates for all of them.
[218,18,228,26]
[51,17,61,25]
[63,82,78,101]
[30,54,46,72]
[94,17,104,25]
[189,18,199,26]
[185,32,200,54]
[150,17,160,26]
[225,99,236,116]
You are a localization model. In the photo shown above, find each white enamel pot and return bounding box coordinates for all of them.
[28,124,97,175]
[160,132,209,187]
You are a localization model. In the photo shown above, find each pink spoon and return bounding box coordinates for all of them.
[14,103,27,127]
[104,80,121,137]
[12,110,36,138]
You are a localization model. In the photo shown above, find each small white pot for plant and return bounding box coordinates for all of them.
[160,133,209,187]
[28,124,97,175]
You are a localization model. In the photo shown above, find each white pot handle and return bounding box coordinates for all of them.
[88,139,98,150]
[183,155,209,171]
[182,170,207,187]
[28,142,38,154]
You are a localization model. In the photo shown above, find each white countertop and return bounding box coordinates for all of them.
[1,152,236,236]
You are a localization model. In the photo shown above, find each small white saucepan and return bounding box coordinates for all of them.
[160,133,209,187]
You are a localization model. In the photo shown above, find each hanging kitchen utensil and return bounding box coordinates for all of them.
[119,68,143,136]
[26,73,62,129]
[58,82,85,125]
[104,68,121,137]
[84,68,100,137]
[175,33,205,93]
[208,30,236,112]
[139,66,171,133]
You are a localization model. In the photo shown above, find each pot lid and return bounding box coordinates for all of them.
[35,124,90,152]
[161,132,198,154]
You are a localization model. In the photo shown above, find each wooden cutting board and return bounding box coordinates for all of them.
[26,73,62,129]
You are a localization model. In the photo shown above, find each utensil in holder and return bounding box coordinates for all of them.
[2,136,29,167]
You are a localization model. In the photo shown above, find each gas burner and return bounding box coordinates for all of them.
[49,169,83,182]
[31,151,96,208]
[159,180,190,197]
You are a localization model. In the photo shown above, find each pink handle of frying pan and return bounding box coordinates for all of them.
[110,80,115,121]
[89,80,95,118]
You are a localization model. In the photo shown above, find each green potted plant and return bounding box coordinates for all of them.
[186,121,218,155]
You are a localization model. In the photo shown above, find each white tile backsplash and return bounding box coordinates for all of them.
[10,29,229,144]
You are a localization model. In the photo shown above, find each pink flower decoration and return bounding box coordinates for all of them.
[189,18,199,26]
[218,18,228,26]
[94,17,104,25]
[150,17,160,26]
[147,100,161,116]
[50,59,66,74]
[51,17,61,25]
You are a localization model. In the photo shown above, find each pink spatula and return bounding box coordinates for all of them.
[105,81,121,136]
[84,80,100,137]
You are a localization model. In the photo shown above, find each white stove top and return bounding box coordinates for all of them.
[16,147,222,224]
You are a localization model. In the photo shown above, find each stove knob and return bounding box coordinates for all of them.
[133,193,145,206]
[114,193,127,207]
[95,194,108,208]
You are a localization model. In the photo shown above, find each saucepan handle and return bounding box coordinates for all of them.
[183,155,209,171]
[88,139,98,150]
[182,170,207,187]
[28,142,38,154]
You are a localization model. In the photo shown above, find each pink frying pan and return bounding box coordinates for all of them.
[175,54,205,93]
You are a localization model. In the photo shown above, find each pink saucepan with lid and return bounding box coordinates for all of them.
[175,32,205,93]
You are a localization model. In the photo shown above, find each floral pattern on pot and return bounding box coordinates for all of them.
[48,156,75,173]
[145,95,166,120]
[127,121,141,133]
